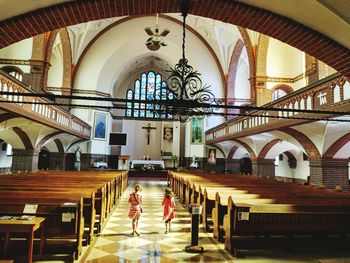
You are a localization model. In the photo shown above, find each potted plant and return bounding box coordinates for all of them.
[171,154,178,168]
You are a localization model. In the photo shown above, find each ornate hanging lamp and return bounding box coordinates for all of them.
[160,0,222,122]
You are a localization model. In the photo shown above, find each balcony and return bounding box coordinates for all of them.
[0,71,91,139]
[206,73,350,143]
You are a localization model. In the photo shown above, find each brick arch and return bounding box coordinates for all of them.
[271,84,294,94]
[283,150,297,168]
[279,127,321,160]
[72,14,225,92]
[34,131,63,152]
[258,139,281,159]
[0,0,349,77]
[227,145,238,160]
[0,113,17,123]
[238,27,256,104]
[45,28,72,91]
[227,39,245,100]
[54,139,64,153]
[232,139,257,159]
[323,132,350,159]
[13,127,33,150]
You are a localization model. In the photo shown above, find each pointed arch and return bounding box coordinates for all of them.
[232,139,257,159]
[323,132,350,159]
[258,139,281,159]
[13,127,33,150]
[279,127,321,160]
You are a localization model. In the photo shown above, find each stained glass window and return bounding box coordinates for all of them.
[125,71,173,120]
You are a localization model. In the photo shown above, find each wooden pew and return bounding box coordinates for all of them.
[223,196,350,257]
[0,197,84,260]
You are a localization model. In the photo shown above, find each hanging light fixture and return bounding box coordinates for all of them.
[155,0,222,122]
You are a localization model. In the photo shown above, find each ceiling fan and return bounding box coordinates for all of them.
[145,14,170,51]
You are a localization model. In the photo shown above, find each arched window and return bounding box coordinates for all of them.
[271,84,293,101]
[125,71,173,120]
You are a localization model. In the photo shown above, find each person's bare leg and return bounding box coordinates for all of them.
[169,221,171,232]
[135,218,140,235]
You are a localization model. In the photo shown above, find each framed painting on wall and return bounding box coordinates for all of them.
[93,112,107,140]
[208,149,216,165]
[191,119,203,144]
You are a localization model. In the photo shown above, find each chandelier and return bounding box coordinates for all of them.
[154,0,222,122]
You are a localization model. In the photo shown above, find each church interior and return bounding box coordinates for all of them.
[0,0,350,262]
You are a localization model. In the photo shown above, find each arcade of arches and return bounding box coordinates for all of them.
[1,0,350,262]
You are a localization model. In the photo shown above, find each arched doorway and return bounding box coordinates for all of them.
[240,157,252,175]
[38,148,50,170]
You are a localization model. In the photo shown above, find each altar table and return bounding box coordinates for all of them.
[130,160,165,169]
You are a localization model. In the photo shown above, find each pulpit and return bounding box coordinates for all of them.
[116,155,129,170]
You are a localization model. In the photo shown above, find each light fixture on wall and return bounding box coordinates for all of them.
[154,0,222,122]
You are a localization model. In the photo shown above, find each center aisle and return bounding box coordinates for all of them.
[84,180,234,262]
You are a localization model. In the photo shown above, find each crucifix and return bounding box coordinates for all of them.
[142,123,157,145]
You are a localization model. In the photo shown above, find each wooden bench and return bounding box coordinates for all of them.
[224,196,350,257]
[0,198,83,261]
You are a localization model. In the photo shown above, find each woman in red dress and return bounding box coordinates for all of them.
[162,188,175,234]
[128,184,142,236]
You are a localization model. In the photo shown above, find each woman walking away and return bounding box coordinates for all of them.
[128,184,142,236]
[162,188,175,234]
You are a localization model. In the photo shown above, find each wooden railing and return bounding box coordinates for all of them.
[206,73,350,143]
[0,71,91,139]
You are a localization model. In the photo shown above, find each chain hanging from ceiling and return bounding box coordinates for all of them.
[155,0,222,122]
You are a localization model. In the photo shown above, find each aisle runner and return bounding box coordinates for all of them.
[85,180,233,262]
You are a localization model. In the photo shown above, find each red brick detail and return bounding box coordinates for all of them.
[323,132,350,159]
[0,0,349,77]
[0,113,17,122]
[284,150,297,169]
[227,40,245,99]
[54,139,64,153]
[309,159,349,191]
[233,139,256,159]
[12,127,33,150]
[227,145,238,160]
[72,14,225,92]
[252,159,275,178]
[258,139,281,159]
[279,127,321,160]
[34,131,63,151]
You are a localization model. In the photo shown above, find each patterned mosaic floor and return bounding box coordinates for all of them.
[80,180,350,263]
[83,180,234,262]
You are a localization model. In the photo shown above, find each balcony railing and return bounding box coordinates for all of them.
[0,71,91,139]
[206,73,350,143]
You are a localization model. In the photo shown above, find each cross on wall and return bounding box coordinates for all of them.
[142,123,157,145]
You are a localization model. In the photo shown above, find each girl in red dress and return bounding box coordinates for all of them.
[128,184,142,236]
[162,188,175,234]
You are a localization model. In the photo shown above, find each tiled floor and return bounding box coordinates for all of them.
[81,180,350,263]
[83,180,234,262]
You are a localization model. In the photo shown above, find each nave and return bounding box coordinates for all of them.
[81,180,234,262]
[80,180,350,263]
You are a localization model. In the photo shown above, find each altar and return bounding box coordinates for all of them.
[130,160,165,170]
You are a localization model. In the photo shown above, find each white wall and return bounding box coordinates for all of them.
[0,38,33,73]
[266,38,306,90]
[0,143,12,169]
[121,120,162,160]
[275,152,309,180]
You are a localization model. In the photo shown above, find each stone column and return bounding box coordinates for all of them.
[11,149,39,173]
[49,152,66,170]
[309,159,349,191]
[252,159,275,178]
